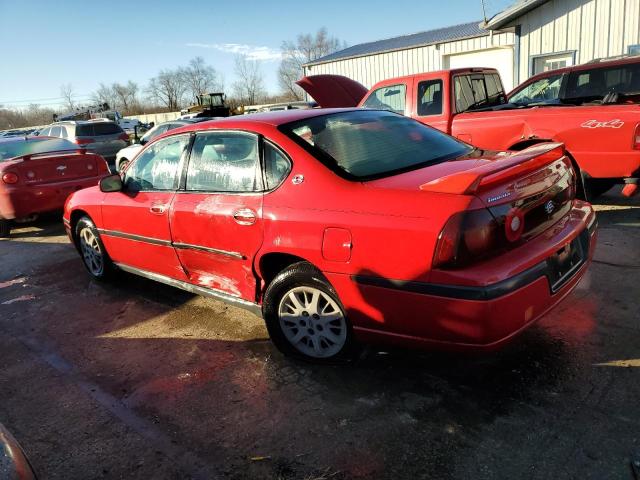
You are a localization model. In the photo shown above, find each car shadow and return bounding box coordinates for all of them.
[1,212,67,240]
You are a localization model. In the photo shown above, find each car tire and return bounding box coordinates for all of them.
[0,219,11,238]
[584,178,617,201]
[263,261,357,363]
[118,159,129,172]
[75,216,115,280]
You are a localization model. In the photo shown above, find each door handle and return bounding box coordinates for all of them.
[233,208,256,225]
[150,203,166,215]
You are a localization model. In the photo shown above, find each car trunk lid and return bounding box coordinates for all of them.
[296,74,368,108]
[14,150,101,184]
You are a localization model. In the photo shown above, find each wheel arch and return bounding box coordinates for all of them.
[256,252,319,298]
[69,209,92,249]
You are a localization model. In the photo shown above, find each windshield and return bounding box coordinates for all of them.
[510,74,563,105]
[0,138,77,161]
[280,110,472,180]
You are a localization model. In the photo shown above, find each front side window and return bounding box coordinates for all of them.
[362,84,407,114]
[124,134,189,191]
[186,131,261,192]
[417,80,443,116]
[282,110,472,180]
[509,74,563,105]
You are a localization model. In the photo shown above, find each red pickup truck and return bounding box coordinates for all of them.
[299,56,640,199]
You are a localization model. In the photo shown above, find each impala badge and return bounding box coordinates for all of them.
[544,200,555,214]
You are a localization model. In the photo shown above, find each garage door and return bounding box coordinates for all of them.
[446,47,514,91]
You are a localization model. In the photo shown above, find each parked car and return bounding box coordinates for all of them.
[299,56,640,199]
[37,120,129,165]
[114,118,216,172]
[0,422,37,479]
[118,118,141,134]
[63,109,596,361]
[0,136,110,237]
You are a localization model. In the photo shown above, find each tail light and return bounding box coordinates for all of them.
[119,133,130,142]
[633,123,640,150]
[75,138,95,145]
[433,209,501,269]
[2,172,19,184]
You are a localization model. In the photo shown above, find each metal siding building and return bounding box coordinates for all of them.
[303,0,640,94]
[484,0,640,84]
[303,22,517,90]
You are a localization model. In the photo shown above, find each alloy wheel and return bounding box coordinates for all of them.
[278,286,347,358]
[79,227,104,276]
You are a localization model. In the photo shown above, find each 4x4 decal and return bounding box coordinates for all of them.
[581,119,624,129]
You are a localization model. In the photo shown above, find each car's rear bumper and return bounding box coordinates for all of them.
[0,177,101,220]
[326,202,597,352]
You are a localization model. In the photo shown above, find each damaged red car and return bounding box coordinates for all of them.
[0,136,110,237]
[63,109,597,361]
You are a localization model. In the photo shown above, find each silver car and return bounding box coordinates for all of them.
[38,120,129,165]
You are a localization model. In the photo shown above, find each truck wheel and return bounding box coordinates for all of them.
[584,178,617,201]
[0,219,11,238]
[263,262,357,363]
[75,216,115,280]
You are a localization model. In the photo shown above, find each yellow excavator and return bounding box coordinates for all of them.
[181,93,231,118]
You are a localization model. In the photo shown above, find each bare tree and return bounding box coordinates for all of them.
[60,83,75,111]
[183,57,220,102]
[92,83,118,110]
[279,28,346,100]
[232,55,265,105]
[146,69,187,110]
[113,81,139,113]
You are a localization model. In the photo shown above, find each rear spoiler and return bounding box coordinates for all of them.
[420,143,566,195]
[19,149,94,161]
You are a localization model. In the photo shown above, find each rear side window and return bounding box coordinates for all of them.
[186,132,261,192]
[362,84,407,114]
[39,127,51,136]
[417,80,443,116]
[50,126,62,137]
[264,142,291,189]
[454,74,505,112]
[565,63,640,100]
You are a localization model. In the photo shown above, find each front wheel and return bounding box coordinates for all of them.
[263,262,356,363]
[75,216,115,280]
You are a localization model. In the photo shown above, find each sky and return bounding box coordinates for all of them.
[0,0,513,110]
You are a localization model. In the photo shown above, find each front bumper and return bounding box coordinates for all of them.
[326,203,597,351]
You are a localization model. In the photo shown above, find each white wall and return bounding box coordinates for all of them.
[509,0,640,82]
[304,32,515,89]
[124,111,181,124]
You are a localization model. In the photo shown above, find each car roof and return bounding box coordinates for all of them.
[514,55,640,87]
[154,108,360,141]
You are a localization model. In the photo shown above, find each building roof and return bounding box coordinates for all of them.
[305,21,487,67]
[483,0,550,30]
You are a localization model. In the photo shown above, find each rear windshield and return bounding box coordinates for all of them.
[280,110,472,180]
[565,63,640,102]
[76,122,123,136]
[0,138,77,161]
[454,74,505,112]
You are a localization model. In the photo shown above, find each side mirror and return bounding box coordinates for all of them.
[140,138,147,145]
[99,174,123,192]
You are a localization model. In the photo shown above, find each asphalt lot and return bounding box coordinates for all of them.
[1,188,639,480]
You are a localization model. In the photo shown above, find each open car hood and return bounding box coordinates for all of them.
[296,75,369,108]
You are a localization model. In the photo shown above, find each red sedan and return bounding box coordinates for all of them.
[0,136,110,237]
[63,108,597,361]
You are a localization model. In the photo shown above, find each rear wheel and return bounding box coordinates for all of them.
[75,216,114,280]
[0,219,11,238]
[263,262,356,363]
[584,178,617,201]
